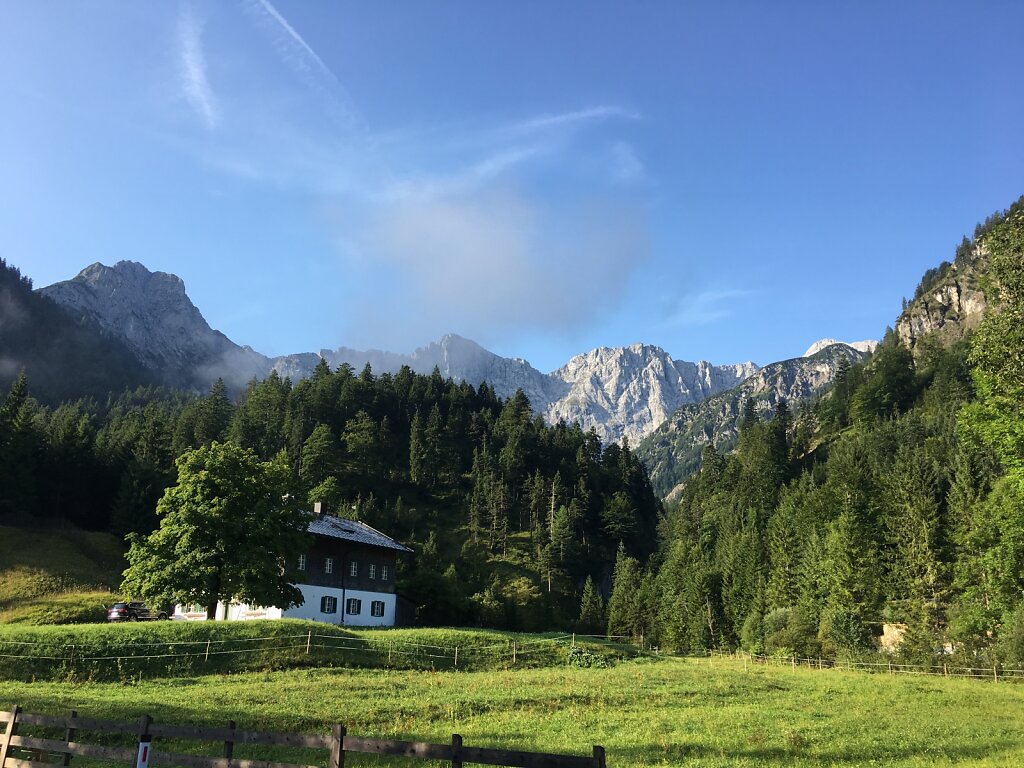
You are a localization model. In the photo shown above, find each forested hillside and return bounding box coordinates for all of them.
[0,361,660,630]
[4,195,1022,660]
[604,195,1024,665]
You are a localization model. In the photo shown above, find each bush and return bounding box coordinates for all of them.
[567,645,608,668]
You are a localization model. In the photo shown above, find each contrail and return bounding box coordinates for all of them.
[254,0,337,83]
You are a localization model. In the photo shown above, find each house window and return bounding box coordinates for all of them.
[371,601,385,618]
[346,598,362,615]
[349,560,358,577]
[324,557,334,575]
[297,554,306,571]
[381,565,389,581]
[320,596,337,614]
[368,564,376,580]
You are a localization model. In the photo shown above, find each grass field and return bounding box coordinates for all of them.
[0,525,125,624]
[3,655,1023,767]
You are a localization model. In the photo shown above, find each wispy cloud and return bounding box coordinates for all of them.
[663,289,753,328]
[610,141,646,184]
[339,189,649,351]
[177,3,220,130]
[512,106,640,133]
[163,4,652,351]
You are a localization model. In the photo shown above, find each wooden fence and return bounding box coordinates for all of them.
[1,707,605,768]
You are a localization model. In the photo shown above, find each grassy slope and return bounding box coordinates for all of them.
[0,620,627,681]
[2,657,1022,767]
[0,525,125,624]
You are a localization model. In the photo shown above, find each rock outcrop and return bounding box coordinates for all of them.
[895,253,987,351]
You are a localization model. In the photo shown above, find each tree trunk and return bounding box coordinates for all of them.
[206,571,222,620]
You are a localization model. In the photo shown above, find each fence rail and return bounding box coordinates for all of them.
[706,650,1024,683]
[1,707,606,768]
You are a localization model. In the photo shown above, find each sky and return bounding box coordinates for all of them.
[2,2,1023,373]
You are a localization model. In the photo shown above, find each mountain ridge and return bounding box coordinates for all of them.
[636,342,873,498]
[35,261,763,444]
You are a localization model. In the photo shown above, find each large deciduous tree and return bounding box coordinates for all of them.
[121,441,309,619]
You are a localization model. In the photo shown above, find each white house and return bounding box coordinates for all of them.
[175,511,413,626]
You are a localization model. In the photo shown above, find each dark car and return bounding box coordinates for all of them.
[107,601,169,622]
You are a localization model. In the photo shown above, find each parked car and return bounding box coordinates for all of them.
[106,601,168,622]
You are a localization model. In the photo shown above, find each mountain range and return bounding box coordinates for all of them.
[37,260,793,445]
[0,258,888,486]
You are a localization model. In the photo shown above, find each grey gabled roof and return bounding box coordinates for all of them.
[307,513,413,553]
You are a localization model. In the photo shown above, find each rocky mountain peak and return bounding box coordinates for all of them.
[39,261,268,391]
[803,338,878,357]
[547,344,759,444]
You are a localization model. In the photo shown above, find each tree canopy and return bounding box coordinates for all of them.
[121,441,309,618]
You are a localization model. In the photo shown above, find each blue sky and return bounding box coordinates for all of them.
[3,2,1022,373]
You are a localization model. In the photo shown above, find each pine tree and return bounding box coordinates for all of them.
[606,543,643,638]
[577,575,605,633]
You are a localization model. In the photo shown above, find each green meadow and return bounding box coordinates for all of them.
[3,655,1023,767]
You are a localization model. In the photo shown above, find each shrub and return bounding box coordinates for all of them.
[567,645,607,668]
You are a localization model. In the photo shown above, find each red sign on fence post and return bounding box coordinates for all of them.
[136,735,152,768]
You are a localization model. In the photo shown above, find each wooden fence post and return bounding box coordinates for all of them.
[62,709,77,767]
[135,715,152,768]
[205,640,211,663]
[306,632,312,655]
[1,705,21,768]
[329,724,345,768]
[592,745,606,768]
[454,647,458,669]
[512,642,516,665]
[994,664,999,683]
[451,734,463,768]
[223,720,235,760]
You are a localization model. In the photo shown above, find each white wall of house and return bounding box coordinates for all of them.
[282,584,397,626]
[173,584,396,626]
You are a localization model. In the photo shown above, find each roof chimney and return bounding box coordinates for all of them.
[313,501,323,517]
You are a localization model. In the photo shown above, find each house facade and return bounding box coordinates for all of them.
[174,512,412,626]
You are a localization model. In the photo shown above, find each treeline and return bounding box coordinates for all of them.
[604,200,1024,665]
[0,361,661,630]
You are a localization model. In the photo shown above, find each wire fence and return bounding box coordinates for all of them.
[704,649,1024,683]
[0,630,626,681]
